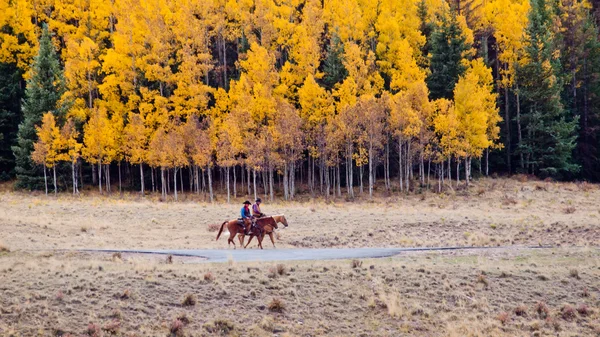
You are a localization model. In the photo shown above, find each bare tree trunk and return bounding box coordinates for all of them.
[207,166,213,202]
[247,165,251,196]
[504,85,511,174]
[233,165,237,198]
[337,164,341,197]
[485,149,489,176]
[253,168,257,201]
[427,158,431,190]
[368,143,374,198]
[385,140,390,191]
[359,165,363,195]
[226,166,230,203]
[516,87,524,170]
[456,160,460,187]
[140,163,145,196]
[283,163,289,200]
[269,166,274,201]
[72,162,77,195]
[398,140,403,192]
[465,157,469,186]
[151,167,155,193]
[174,167,178,201]
[405,142,411,191]
[53,165,57,196]
[448,157,451,181]
[180,167,183,195]
[98,160,102,194]
[160,167,166,199]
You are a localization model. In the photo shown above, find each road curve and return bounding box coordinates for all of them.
[80,246,553,263]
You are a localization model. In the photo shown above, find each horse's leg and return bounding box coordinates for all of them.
[244,235,254,248]
[257,235,264,250]
[228,226,236,249]
[269,232,276,248]
[239,234,245,248]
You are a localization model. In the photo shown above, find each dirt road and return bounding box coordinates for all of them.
[81,245,552,262]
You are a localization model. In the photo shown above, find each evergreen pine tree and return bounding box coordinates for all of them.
[322,33,348,90]
[427,10,471,100]
[517,0,579,178]
[417,0,434,69]
[0,62,23,180]
[12,25,67,190]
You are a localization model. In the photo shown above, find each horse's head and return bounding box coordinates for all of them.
[278,214,288,228]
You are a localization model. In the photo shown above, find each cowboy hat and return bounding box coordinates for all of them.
[243,200,251,205]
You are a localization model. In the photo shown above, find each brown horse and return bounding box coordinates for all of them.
[215,217,279,249]
[244,214,289,248]
[215,219,248,249]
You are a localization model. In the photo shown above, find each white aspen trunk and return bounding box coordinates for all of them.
[438,164,442,192]
[269,166,274,201]
[345,147,350,196]
[226,166,230,203]
[207,166,213,202]
[53,165,57,196]
[398,140,403,192]
[441,159,444,187]
[247,165,251,196]
[349,153,354,198]
[79,160,83,191]
[456,160,460,187]
[406,142,411,191]
[465,157,469,186]
[180,167,184,194]
[283,163,289,200]
[140,163,145,196]
[448,157,451,181]
[253,168,257,201]
[233,165,237,198]
[368,143,374,198]
[337,164,341,197]
[359,165,363,195]
[427,158,431,190]
[72,162,77,195]
[105,164,110,193]
[160,167,165,199]
[98,160,102,194]
[174,167,178,201]
[486,148,489,177]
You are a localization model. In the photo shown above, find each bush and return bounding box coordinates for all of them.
[86,323,101,337]
[203,272,214,282]
[569,269,580,279]
[102,320,120,335]
[276,264,287,276]
[561,304,576,321]
[514,305,527,317]
[204,319,235,334]
[497,312,510,325]
[182,294,197,307]
[535,301,549,319]
[170,319,185,337]
[564,207,576,214]
[576,304,591,316]
[351,259,362,269]
[268,298,286,313]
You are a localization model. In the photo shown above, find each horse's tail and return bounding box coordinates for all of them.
[216,221,227,241]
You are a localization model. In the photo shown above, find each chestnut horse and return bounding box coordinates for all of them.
[215,217,278,249]
[244,214,289,248]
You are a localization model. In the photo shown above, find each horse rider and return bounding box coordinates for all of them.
[252,198,266,218]
[240,200,256,235]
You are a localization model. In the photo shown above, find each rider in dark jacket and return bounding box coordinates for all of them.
[240,200,254,234]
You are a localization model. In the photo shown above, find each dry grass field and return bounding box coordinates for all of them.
[0,177,599,251]
[1,177,600,336]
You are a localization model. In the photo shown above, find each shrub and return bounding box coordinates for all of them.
[546,317,561,331]
[535,301,549,319]
[176,313,191,325]
[497,312,510,325]
[56,290,65,302]
[268,298,285,313]
[351,259,362,269]
[182,294,197,307]
[86,323,101,337]
[276,264,287,276]
[170,319,185,337]
[102,320,120,335]
[514,305,527,317]
[0,243,9,253]
[110,309,122,320]
[477,274,488,287]
[576,304,591,316]
[569,269,580,279]
[203,272,214,282]
[166,255,173,264]
[119,289,131,300]
[561,304,576,321]
[204,319,235,334]
[112,252,122,261]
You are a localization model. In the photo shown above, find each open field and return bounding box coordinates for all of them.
[1,177,600,336]
[1,248,599,336]
[1,178,599,251]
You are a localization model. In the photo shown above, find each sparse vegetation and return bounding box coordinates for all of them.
[351,259,363,269]
[166,254,173,264]
[86,323,101,337]
[561,304,577,321]
[497,311,510,325]
[204,319,235,335]
[182,294,197,307]
[207,223,220,232]
[169,319,185,337]
[0,243,9,253]
[564,207,577,214]
[569,269,580,279]
[203,272,214,282]
[535,301,550,319]
[268,298,286,313]
[514,305,527,317]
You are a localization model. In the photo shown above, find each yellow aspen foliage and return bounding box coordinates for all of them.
[32,112,61,168]
[433,98,462,160]
[59,118,82,164]
[82,107,117,166]
[342,42,384,96]
[453,59,500,158]
[122,113,148,166]
[0,0,38,71]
